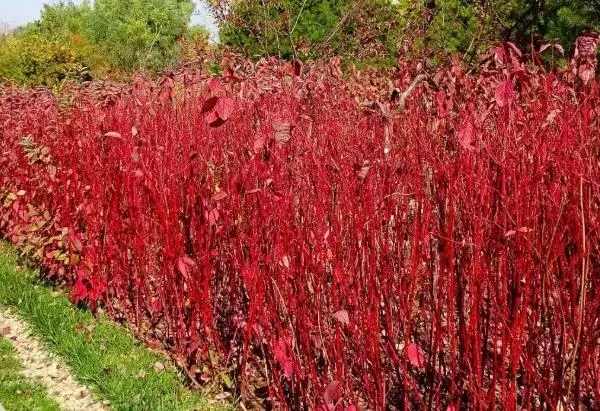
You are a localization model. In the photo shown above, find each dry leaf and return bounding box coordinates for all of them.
[275,123,292,146]
[332,309,350,325]
[104,131,122,139]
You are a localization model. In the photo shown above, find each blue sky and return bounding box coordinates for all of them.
[0,0,217,38]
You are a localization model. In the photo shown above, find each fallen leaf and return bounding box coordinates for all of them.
[153,362,165,372]
[137,369,146,379]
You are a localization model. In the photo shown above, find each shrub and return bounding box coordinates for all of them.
[1,42,600,409]
[0,33,82,87]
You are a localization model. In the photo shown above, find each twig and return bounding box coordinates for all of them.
[568,176,588,400]
[396,74,428,111]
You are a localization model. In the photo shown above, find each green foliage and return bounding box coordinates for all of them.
[410,0,600,58]
[180,25,211,62]
[217,0,403,64]
[0,0,198,86]
[1,0,598,86]
[13,1,109,82]
[216,0,600,66]
[0,33,82,87]
[86,0,195,72]
[394,0,482,56]
[543,1,600,50]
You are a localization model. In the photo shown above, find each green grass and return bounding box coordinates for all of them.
[0,337,61,411]
[0,243,224,411]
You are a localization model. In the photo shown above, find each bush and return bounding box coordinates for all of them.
[1,42,600,409]
[0,33,82,87]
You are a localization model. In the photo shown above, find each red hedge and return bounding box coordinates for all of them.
[1,46,600,409]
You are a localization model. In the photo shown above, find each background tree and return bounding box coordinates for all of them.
[86,0,195,72]
[400,0,600,59]
[209,0,403,66]
[210,0,600,66]
[179,25,211,63]
[0,0,198,86]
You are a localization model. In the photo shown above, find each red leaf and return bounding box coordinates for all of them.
[207,111,223,127]
[177,258,189,279]
[323,381,343,409]
[72,236,83,253]
[356,161,371,180]
[540,43,564,55]
[208,77,221,93]
[505,41,522,57]
[407,342,426,368]
[212,191,228,201]
[253,137,266,153]
[495,80,514,107]
[458,120,476,151]
[280,255,291,269]
[332,309,349,325]
[72,271,89,304]
[291,60,303,76]
[215,97,235,121]
[274,339,294,378]
[578,63,595,84]
[201,96,219,114]
[505,227,532,237]
[182,256,195,266]
[208,209,220,225]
